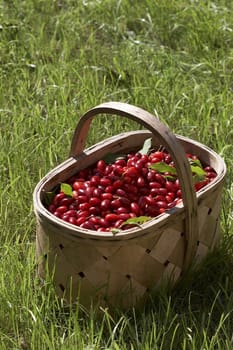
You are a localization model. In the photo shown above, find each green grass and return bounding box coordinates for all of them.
[1,0,233,348]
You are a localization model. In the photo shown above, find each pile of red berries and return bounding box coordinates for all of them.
[46,148,217,232]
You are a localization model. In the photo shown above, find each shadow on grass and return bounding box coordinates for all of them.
[125,235,233,348]
[170,236,233,315]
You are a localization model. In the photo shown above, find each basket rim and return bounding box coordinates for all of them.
[33,132,227,241]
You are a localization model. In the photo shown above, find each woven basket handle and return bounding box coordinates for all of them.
[70,101,198,270]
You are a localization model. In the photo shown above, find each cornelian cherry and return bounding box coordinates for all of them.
[47,147,216,232]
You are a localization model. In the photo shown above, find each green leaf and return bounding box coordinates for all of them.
[190,164,206,176]
[150,161,206,180]
[149,162,177,175]
[103,153,126,164]
[60,183,73,197]
[192,174,206,184]
[111,228,121,234]
[43,191,55,206]
[188,157,203,168]
[188,157,206,178]
[121,216,152,227]
[139,138,152,155]
[163,175,176,181]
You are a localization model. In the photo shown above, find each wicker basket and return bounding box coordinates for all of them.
[33,102,226,310]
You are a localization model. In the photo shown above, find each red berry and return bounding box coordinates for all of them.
[53,211,62,218]
[154,195,166,202]
[80,221,96,230]
[115,159,126,167]
[130,202,140,216]
[52,192,66,206]
[206,172,217,179]
[77,210,89,218]
[114,219,124,228]
[145,196,156,206]
[116,207,129,214]
[147,170,156,182]
[100,199,111,211]
[68,217,77,225]
[97,227,108,232]
[100,177,112,187]
[123,183,138,194]
[78,202,90,211]
[89,197,101,207]
[113,179,122,190]
[65,209,77,217]
[135,159,146,170]
[165,181,176,192]
[89,206,100,215]
[149,181,161,189]
[167,200,177,209]
[59,197,74,207]
[164,154,172,164]
[165,195,174,203]
[85,186,94,198]
[105,213,119,222]
[101,192,113,201]
[154,173,166,185]
[48,204,56,213]
[89,216,101,226]
[118,213,131,220]
[124,167,139,178]
[111,198,122,209]
[97,159,106,173]
[119,197,131,207]
[73,181,85,191]
[113,165,124,176]
[99,218,109,228]
[151,151,165,161]
[146,206,160,216]
[77,195,88,203]
[195,179,209,191]
[90,175,100,186]
[56,205,68,214]
[105,185,114,193]
[104,165,113,175]
[155,201,168,209]
[115,188,127,197]
[137,176,145,187]
[177,189,182,198]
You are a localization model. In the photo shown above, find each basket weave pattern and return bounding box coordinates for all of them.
[34,102,226,309]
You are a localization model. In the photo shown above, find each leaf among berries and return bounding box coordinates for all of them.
[60,183,73,197]
[43,191,55,206]
[139,137,152,155]
[121,216,152,227]
[149,162,177,175]
[103,153,126,164]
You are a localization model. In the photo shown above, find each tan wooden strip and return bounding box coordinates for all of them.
[149,228,182,264]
